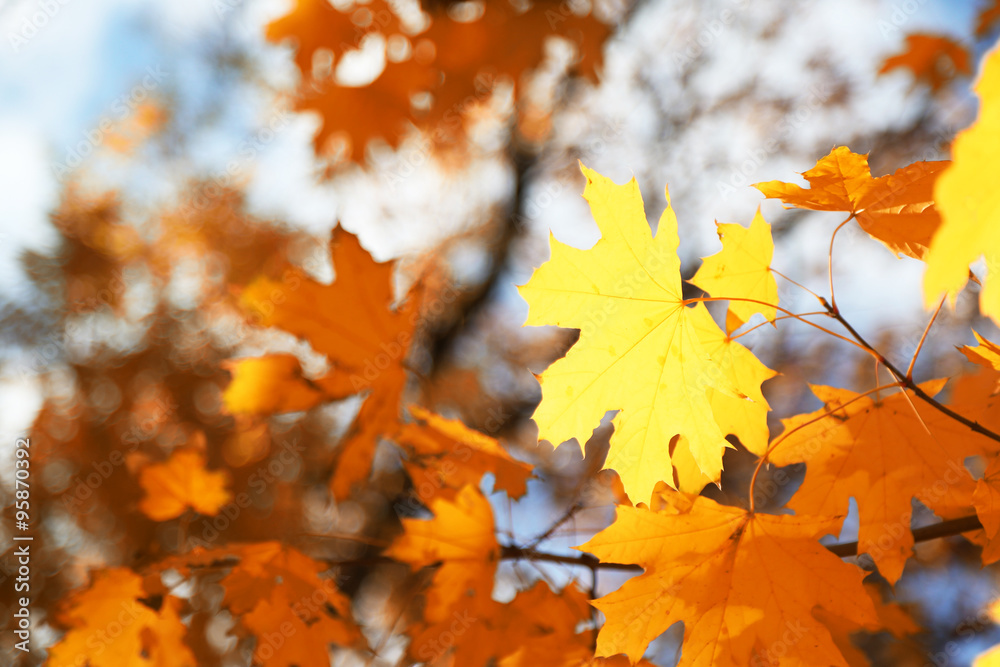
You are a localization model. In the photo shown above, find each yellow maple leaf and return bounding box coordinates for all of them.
[138,448,231,521]
[48,568,196,667]
[578,490,877,666]
[668,304,777,492]
[690,208,778,333]
[520,165,769,503]
[962,330,1000,371]
[977,644,1000,667]
[926,46,1000,323]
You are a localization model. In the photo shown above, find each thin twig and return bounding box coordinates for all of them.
[771,268,826,305]
[729,311,829,341]
[823,298,1000,446]
[683,296,869,353]
[526,500,585,548]
[906,295,947,380]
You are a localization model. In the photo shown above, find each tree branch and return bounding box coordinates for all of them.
[502,513,985,570]
[823,298,1000,446]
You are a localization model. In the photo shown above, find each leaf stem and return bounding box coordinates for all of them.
[729,312,829,341]
[828,214,855,313]
[683,296,870,353]
[906,295,947,380]
[770,268,825,305]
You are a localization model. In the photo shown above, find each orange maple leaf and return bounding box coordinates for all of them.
[229,228,422,499]
[48,568,196,667]
[979,0,1000,36]
[769,381,997,583]
[974,453,1000,564]
[396,405,533,500]
[218,542,364,665]
[138,447,231,521]
[388,485,498,626]
[879,33,971,91]
[223,354,341,414]
[268,0,607,159]
[755,146,949,259]
[579,490,877,666]
[815,580,920,667]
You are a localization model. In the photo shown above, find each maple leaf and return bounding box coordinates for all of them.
[769,381,997,583]
[979,0,1000,36]
[669,304,777,492]
[138,448,231,521]
[216,542,363,666]
[266,0,401,73]
[397,405,533,499]
[977,644,1000,667]
[48,568,196,667]
[579,490,877,666]
[926,46,1000,325]
[815,581,920,667]
[233,228,421,498]
[407,580,597,666]
[690,208,778,333]
[387,484,498,625]
[951,366,1000,429]
[222,354,352,414]
[493,581,595,667]
[961,330,1000,371]
[755,147,950,259]
[268,0,607,159]
[878,34,971,91]
[974,453,1000,565]
[520,164,770,503]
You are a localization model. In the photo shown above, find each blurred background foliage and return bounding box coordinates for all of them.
[3,0,1000,664]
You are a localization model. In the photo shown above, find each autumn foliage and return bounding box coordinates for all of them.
[11,1,1000,667]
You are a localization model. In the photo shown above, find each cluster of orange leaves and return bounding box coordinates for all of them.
[35,3,1000,667]
[267,0,608,159]
[875,0,1000,92]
